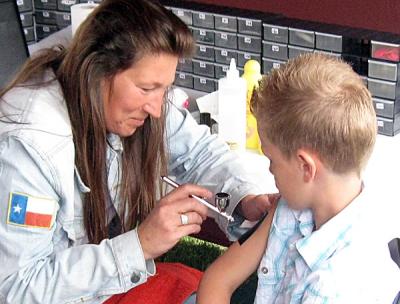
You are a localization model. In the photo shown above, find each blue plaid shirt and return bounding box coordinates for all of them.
[254,189,398,304]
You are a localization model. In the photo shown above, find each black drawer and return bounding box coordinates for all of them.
[177,58,193,73]
[170,7,192,25]
[237,51,261,68]
[368,78,399,100]
[262,58,286,74]
[237,17,262,36]
[289,27,315,48]
[17,0,33,12]
[192,28,215,45]
[34,0,57,10]
[214,31,237,49]
[215,47,238,65]
[19,12,33,27]
[373,98,400,119]
[315,32,342,53]
[35,10,57,25]
[174,72,193,89]
[288,45,314,59]
[57,0,78,11]
[193,75,216,93]
[192,59,215,78]
[263,41,288,61]
[371,40,400,63]
[377,113,400,136]
[192,11,214,29]
[214,14,237,32]
[195,44,215,62]
[238,34,261,53]
[368,60,399,82]
[263,23,288,44]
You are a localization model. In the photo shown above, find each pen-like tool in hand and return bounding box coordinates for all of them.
[160,176,234,222]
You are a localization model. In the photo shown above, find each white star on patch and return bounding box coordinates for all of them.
[13,204,22,214]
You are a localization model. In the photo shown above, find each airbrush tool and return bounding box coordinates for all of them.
[214,192,231,213]
[160,176,234,222]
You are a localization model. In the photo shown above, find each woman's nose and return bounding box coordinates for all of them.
[143,93,164,118]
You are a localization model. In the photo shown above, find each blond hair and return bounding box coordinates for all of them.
[251,53,376,174]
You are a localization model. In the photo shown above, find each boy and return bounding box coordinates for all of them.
[197,53,399,303]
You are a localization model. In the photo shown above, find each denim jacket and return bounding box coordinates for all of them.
[0,77,265,303]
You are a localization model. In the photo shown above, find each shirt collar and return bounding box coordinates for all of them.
[107,133,123,152]
[296,184,367,271]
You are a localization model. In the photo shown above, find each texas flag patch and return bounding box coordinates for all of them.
[7,192,57,229]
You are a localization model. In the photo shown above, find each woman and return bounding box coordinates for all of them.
[0,0,271,303]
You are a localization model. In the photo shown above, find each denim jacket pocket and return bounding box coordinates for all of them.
[62,218,88,245]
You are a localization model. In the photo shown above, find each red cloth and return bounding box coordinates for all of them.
[104,262,203,304]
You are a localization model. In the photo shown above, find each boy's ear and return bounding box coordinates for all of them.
[296,149,317,182]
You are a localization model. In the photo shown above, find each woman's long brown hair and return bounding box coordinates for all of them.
[0,0,195,244]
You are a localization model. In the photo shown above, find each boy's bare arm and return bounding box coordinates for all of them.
[197,204,277,304]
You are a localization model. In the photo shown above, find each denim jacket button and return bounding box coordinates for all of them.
[261,267,268,274]
[130,273,141,283]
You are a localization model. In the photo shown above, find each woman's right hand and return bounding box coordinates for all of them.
[137,183,211,260]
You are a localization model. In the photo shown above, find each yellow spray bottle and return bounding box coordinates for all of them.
[242,60,262,152]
